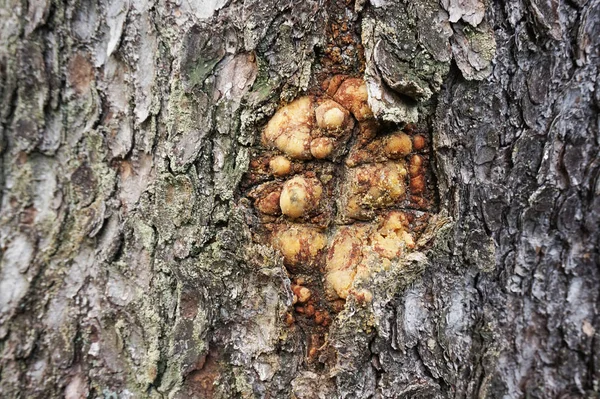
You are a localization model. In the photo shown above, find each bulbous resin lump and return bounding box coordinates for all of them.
[262,96,315,160]
[269,155,292,176]
[269,224,327,269]
[338,161,408,222]
[323,211,416,300]
[280,176,323,219]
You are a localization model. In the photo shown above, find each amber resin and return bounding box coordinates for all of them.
[241,76,433,365]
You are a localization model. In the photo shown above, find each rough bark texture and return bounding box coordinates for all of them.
[0,0,598,398]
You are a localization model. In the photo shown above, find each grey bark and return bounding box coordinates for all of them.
[0,0,598,398]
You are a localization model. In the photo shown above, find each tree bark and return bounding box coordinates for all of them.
[0,0,598,398]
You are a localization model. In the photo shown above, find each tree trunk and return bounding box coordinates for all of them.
[0,0,598,398]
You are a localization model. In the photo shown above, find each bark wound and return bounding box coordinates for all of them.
[241,76,434,368]
[181,349,221,399]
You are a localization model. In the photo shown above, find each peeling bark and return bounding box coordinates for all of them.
[0,0,598,398]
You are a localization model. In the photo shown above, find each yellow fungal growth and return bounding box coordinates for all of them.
[320,107,344,128]
[323,212,418,300]
[315,100,352,133]
[340,161,408,220]
[270,225,327,268]
[324,226,369,300]
[346,130,412,167]
[378,210,409,234]
[401,230,415,248]
[333,78,373,121]
[326,226,366,272]
[370,211,415,259]
[280,175,323,219]
[371,232,403,259]
[269,155,292,176]
[310,137,335,159]
[325,269,356,300]
[384,132,412,158]
[263,96,315,159]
